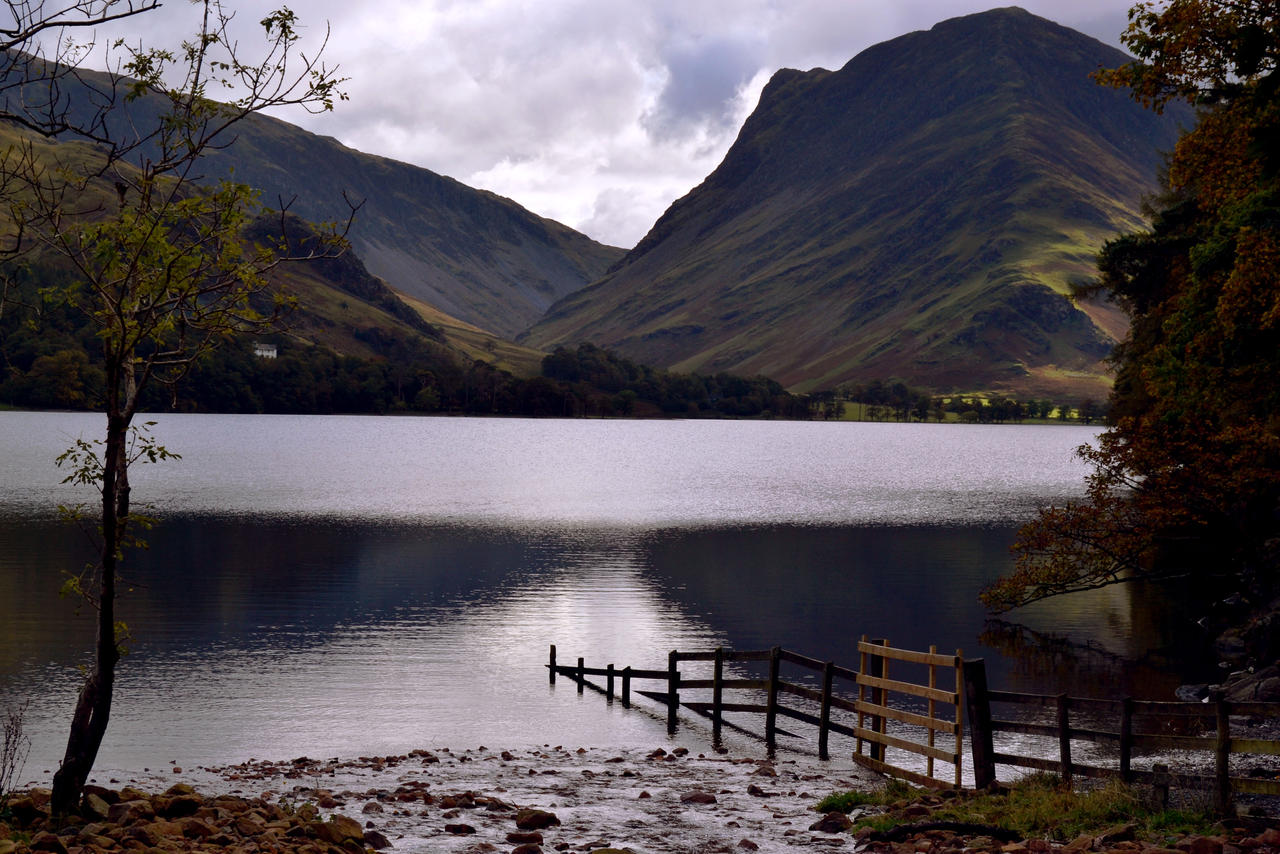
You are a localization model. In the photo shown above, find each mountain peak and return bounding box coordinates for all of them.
[524,9,1188,399]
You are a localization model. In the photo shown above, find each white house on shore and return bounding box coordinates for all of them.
[253,342,278,359]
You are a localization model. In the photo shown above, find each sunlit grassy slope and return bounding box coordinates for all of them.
[523,8,1190,399]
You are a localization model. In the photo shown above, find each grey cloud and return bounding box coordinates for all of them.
[643,34,766,140]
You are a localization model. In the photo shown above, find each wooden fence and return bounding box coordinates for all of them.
[547,638,964,789]
[963,658,1280,812]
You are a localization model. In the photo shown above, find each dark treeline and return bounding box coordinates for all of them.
[815,379,1107,424]
[0,298,813,419]
[0,283,1103,422]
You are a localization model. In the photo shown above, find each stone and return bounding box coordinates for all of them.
[123,824,161,847]
[515,809,560,830]
[810,813,854,834]
[180,816,219,838]
[1188,838,1225,854]
[108,800,156,825]
[1097,824,1138,846]
[8,795,49,826]
[680,791,717,805]
[512,845,543,854]
[444,823,476,835]
[0,842,16,854]
[739,841,760,851]
[83,793,112,821]
[315,814,365,845]
[160,794,204,818]
[747,785,771,798]
[363,829,393,849]
[508,832,544,844]
[362,802,384,814]
[29,832,69,854]
[1063,835,1095,853]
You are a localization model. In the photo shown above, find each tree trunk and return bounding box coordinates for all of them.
[49,409,129,817]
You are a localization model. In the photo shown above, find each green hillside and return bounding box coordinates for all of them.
[521,7,1191,399]
[0,59,624,339]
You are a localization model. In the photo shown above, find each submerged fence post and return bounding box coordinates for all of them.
[819,660,834,760]
[1214,692,1231,815]
[622,666,631,708]
[577,657,585,694]
[668,650,680,733]
[549,645,556,685]
[713,646,724,739]
[765,646,781,749]
[962,657,996,789]
[1056,693,1072,787]
[607,663,615,700]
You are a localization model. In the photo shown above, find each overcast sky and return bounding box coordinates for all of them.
[80,0,1135,249]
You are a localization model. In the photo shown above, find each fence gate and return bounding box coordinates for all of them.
[547,636,964,789]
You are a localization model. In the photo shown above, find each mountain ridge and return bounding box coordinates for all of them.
[522,7,1191,398]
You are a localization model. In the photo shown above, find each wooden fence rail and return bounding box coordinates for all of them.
[963,658,1280,812]
[547,639,964,789]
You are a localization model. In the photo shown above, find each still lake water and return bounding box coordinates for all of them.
[0,412,1214,778]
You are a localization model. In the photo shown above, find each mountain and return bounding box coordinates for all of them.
[199,119,624,338]
[521,7,1191,398]
[0,58,623,340]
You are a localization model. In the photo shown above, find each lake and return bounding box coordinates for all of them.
[0,412,1215,779]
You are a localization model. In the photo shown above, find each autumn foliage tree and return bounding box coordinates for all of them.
[984,1,1280,624]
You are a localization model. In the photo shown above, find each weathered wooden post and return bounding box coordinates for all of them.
[819,660,835,760]
[1152,763,1171,809]
[765,647,781,748]
[667,650,680,733]
[549,645,557,685]
[577,657,586,694]
[868,638,887,762]
[927,644,938,780]
[622,666,632,708]
[1214,692,1231,815]
[1056,693,1072,786]
[712,646,725,738]
[953,648,964,788]
[962,658,997,789]
[1119,697,1134,783]
[607,663,615,700]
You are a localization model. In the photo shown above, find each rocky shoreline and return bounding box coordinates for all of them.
[3,745,1278,854]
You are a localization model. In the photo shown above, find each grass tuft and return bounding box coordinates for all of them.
[818,773,1218,843]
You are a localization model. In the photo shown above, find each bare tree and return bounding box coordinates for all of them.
[0,0,357,815]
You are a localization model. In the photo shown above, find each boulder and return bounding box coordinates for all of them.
[363,828,393,849]
[28,832,68,854]
[82,793,111,821]
[680,791,717,805]
[314,814,365,845]
[509,831,544,843]
[443,823,476,835]
[515,809,560,830]
[107,799,155,825]
[809,812,854,833]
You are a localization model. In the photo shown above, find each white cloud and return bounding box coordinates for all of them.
[70,0,1137,248]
